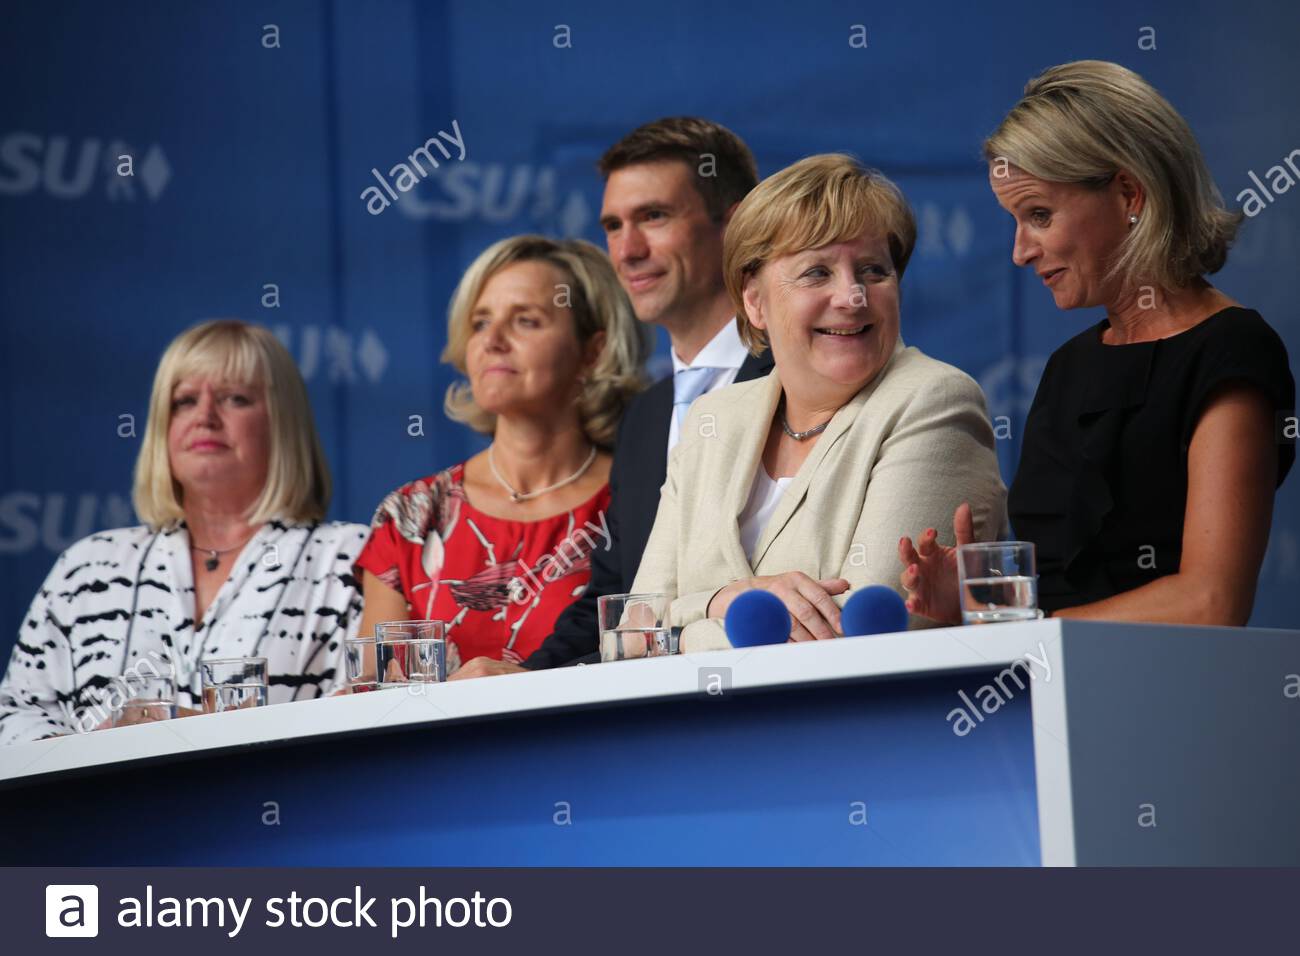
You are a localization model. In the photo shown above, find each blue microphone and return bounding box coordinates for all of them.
[841,586,909,637]
[724,590,791,647]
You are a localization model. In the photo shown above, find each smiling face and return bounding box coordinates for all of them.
[742,233,900,404]
[465,259,600,421]
[167,376,271,503]
[599,160,727,326]
[989,165,1136,311]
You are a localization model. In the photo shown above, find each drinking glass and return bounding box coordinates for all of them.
[109,670,177,727]
[375,621,447,686]
[200,657,269,713]
[343,636,378,692]
[598,593,674,662]
[956,541,1039,624]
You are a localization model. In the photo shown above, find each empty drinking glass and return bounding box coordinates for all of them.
[956,541,1039,624]
[109,669,177,727]
[343,636,377,693]
[200,657,269,713]
[598,593,674,662]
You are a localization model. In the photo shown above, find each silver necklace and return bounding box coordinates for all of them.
[781,410,831,441]
[488,443,598,502]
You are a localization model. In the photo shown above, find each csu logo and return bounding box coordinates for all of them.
[271,325,389,385]
[396,162,591,236]
[0,132,171,201]
[0,493,135,555]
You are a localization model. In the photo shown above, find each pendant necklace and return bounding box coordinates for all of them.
[191,532,257,572]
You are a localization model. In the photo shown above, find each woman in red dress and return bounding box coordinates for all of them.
[356,236,649,669]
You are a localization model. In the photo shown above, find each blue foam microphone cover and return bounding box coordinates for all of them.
[841,585,909,637]
[724,589,792,647]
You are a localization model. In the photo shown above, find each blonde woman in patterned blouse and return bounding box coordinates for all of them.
[0,320,367,745]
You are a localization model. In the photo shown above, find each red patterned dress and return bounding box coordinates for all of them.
[355,463,611,666]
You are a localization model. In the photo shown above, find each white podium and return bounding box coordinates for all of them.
[1,619,1297,865]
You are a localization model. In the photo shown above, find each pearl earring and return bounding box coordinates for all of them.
[1128,214,1139,226]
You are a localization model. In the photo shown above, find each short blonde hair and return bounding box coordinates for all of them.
[984,59,1241,292]
[723,154,917,355]
[133,320,330,530]
[442,235,650,448]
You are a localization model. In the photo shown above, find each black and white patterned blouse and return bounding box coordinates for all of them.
[0,520,367,745]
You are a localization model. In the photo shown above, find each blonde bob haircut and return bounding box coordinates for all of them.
[442,235,650,448]
[984,59,1241,293]
[133,319,331,530]
[723,154,917,356]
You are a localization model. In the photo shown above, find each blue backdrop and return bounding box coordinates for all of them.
[1,0,1296,659]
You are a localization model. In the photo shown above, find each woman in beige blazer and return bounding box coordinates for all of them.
[630,154,1007,651]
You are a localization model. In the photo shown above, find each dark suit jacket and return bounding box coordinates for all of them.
[524,348,775,668]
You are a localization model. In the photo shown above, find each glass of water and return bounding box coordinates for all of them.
[598,593,674,662]
[109,670,177,727]
[200,657,269,713]
[956,541,1039,624]
[375,621,446,686]
[343,636,378,693]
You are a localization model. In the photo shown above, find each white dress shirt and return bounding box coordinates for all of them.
[667,318,751,458]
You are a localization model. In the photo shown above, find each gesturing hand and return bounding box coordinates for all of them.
[898,502,974,626]
[708,571,850,641]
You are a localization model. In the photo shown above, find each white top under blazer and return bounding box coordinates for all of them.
[738,468,794,563]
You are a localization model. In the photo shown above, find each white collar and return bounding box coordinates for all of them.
[670,317,749,375]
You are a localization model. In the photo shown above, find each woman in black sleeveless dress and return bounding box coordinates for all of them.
[899,60,1294,625]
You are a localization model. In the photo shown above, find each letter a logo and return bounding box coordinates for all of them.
[45,885,99,937]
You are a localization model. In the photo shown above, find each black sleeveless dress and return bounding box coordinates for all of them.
[1008,308,1295,612]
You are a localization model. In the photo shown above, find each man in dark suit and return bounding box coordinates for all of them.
[452,117,771,677]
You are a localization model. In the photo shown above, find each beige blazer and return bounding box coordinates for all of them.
[630,341,1007,651]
